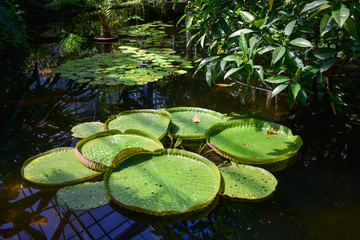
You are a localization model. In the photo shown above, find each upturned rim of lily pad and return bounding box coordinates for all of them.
[166,107,226,140]
[105,109,172,140]
[104,148,221,216]
[76,130,164,171]
[206,118,303,166]
[21,147,102,186]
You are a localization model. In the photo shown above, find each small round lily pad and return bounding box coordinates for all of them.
[71,122,106,138]
[56,181,110,210]
[220,163,277,201]
[21,148,102,186]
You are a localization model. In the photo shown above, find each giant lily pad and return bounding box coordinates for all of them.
[56,181,110,210]
[71,122,106,138]
[167,107,226,140]
[220,163,277,201]
[21,148,102,186]
[76,130,164,170]
[206,119,303,167]
[106,109,171,140]
[104,148,221,216]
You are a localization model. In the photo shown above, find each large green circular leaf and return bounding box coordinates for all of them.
[220,163,277,201]
[21,148,102,186]
[71,122,106,138]
[106,109,171,140]
[105,149,221,216]
[76,130,164,170]
[56,181,110,210]
[167,107,226,140]
[206,119,303,167]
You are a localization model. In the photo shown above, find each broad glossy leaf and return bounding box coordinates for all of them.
[320,57,339,72]
[56,182,110,210]
[320,13,335,37]
[220,163,277,200]
[269,0,274,11]
[105,149,221,215]
[290,38,313,48]
[300,0,329,15]
[224,67,242,79]
[291,82,301,99]
[271,84,288,97]
[229,29,254,38]
[313,48,338,59]
[206,119,303,166]
[284,20,296,36]
[264,75,289,84]
[239,33,248,55]
[332,3,350,28]
[239,11,255,23]
[272,46,286,64]
[343,17,358,39]
[258,46,275,54]
[21,148,102,186]
[167,107,226,140]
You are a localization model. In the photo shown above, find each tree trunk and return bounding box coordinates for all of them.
[100,25,111,38]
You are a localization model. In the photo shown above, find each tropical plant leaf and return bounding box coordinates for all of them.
[313,48,338,59]
[104,149,221,216]
[167,107,226,140]
[21,148,102,186]
[224,67,242,79]
[272,46,286,64]
[332,3,350,28]
[264,75,290,84]
[320,13,335,37]
[220,163,277,200]
[71,122,106,138]
[284,20,296,36]
[290,38,313,48]
[206,119,303,166]
[56,182,110,210]
[271,84,288,97]
[106,109,171,140]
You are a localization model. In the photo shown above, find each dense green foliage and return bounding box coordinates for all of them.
[0,0,27,49]
[180,0,360,109]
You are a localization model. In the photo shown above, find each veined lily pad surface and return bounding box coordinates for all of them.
[105,149,221,216]
[167,107,226,140]
[76,130,164,170]
[71,122,106,138]
[206,119,303,165]
[21,148,101,186]
[106,109,171,140]
[56,181,110,210]
[220,164,277,200]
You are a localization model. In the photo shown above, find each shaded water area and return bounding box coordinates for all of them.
[1,9,360,240]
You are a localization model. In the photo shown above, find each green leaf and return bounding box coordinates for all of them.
[229,29,254,38]
[272,46,286,64]
[220,164,277,200]
[320,13,335,37]
[300,0,330,15]
[199,56,221,67]
[239,11,255,23]
[71,122,106,138]
[56,182,110,210]
[258,46,275,54]
[313,48,338,59]
[332,3,350,28]
[186,15,194,28]
[291,82,301,99]
[206,64,213,85]
[264,75,289,83]
[298,89,308,105]
[271,84,288,97]
[224,67,242,79]
[320,57,339,72]
[244,60,253,73]
[288,88,296,108]
[284,20,296,36]
[239,33,248,55]
[343,17,358,39]
[199,34,206,48]
[105,149,221,215]
[290,38,313,48]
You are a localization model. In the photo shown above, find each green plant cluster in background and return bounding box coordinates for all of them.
[179,0,360,111]
[0,0,27,49]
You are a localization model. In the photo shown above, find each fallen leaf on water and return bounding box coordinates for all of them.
[242,143,250,147]
[192,114,200,123]
[216,84,230,87]
[266,130,278,135]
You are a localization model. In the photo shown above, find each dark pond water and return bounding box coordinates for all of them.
[1,10,360,240]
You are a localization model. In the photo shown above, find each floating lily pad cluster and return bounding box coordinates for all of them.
[21,107,302,219]
[53,45,192,86]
